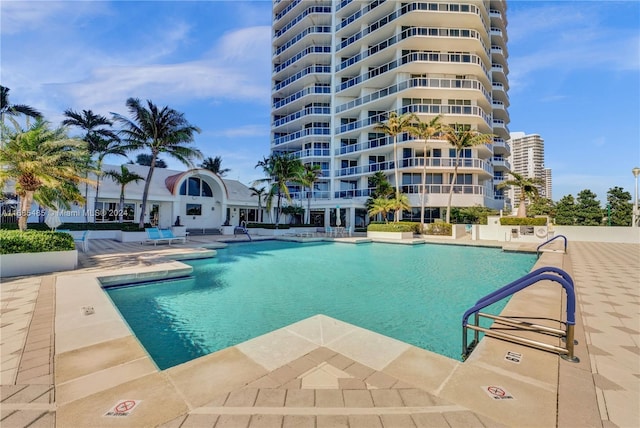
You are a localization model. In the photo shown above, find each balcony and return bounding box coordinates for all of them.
[492,157,511,170]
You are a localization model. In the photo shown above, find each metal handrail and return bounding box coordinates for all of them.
[537,234,568,257]
[462,267,578,362]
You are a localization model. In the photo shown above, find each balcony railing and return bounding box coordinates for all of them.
[273,85,330,109]
[273,106,331,128]
[290,148,331,159]
[274,6,331,39]
[334,157,492,177]
[274,65,331,92]
[335,136,392,155]
[274,45,331,74]
[337,1,487,46]
[337,51,491,93]
[336,77,491,113]
[273,126,330,145]
[274,26,331,56]
[337,26,489,72]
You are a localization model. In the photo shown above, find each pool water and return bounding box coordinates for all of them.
[106,241,536,369]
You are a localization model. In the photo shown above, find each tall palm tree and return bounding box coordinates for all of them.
[134,153,167,168]
[298,164,322,224]
[249,186,267,223]
[0,119,90,231]
[62,109,124,222]
[104,165,145,222]
[374,111,417,221]
[200,156,230,176]
[441,124,494,223]
[497,170,545,218]
[408,115,442,231]
[0,85,42,127]
[112,98,202,229]
[254,153,303,225]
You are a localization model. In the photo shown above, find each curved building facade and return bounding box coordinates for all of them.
[271,0,510,226]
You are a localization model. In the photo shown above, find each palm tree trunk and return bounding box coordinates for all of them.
[445,151,460,224]
[93,174,101,223]
[18,192,33,231]
[393,135,400,222]
[139,161,156,229]
[119,187,125,223]
[306,186,312,224]
[420,142,427,232]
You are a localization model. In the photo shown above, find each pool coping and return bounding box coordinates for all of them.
[47,241,595,427]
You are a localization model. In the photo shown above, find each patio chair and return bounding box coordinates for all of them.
[145,228,172,246]
[74,230,90,252]
[159,228,187,244]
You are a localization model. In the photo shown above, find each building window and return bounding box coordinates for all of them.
[179,177,213,197]
[94,202,135,222]
[186,204,202,216]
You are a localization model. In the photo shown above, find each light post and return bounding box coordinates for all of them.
[633,167,640,227]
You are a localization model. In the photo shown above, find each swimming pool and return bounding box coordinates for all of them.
[106,241,536,369]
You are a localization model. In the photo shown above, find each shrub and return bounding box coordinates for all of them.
[367,222,420,233]
[0,230,75,254]
[423,222,453,236]
[499,217,547,226]
[246,223,291,229]
[0,222,149,231]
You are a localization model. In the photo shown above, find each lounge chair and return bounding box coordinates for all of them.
[74,230,90,252]
[145,228,172,246]
[159,228,186,244]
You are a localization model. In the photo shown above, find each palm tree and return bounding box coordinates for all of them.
[298,164,322,224]
[497,170,545,218]
[254,153,303,225]
[0,119,90,231]
[249,186,267,223]
[112,98,202,229]
[374,111,417,221]
[200,156,230,176]
[62,109,124,222]
[441,124,494,223]
[368,197,395,224]
[389,194,411,220]
[134,153,167,168]
[104,165,145,222]
[408,115,442,231]
[0,85,42,127]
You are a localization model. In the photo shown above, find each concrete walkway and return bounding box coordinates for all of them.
[1,237,638,427]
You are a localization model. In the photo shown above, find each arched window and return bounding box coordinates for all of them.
[178,177,213,197]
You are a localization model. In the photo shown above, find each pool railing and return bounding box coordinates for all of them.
[462,266,579,363]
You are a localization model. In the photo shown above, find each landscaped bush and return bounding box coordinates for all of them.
[367,222,420,233]
[423,222,453,236]
[246,223,291,229]
[1,222,150,231]
[0,230,75,254]
[500,217,547,226]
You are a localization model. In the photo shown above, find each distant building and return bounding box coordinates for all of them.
[4,164,262,229]
[270,0,511,225]
[508,132,547,209]
[544,168,552,200]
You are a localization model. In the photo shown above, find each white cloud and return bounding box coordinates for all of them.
[0,1,110,35]
[507,2,639,92]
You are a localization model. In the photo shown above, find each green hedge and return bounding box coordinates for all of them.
[246,223,291,229]
[1,222,149,231]
[0,230,75,254]
[367,222,420,233]
[423,222,453,236]
[499,217,547,226]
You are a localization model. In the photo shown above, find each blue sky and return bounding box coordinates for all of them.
[1,0,638,204]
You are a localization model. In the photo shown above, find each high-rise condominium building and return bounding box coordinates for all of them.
[544,168,552,200]
[508,131,547,208]
[271,0,510,227]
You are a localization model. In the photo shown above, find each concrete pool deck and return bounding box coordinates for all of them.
[1,236,638,427]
